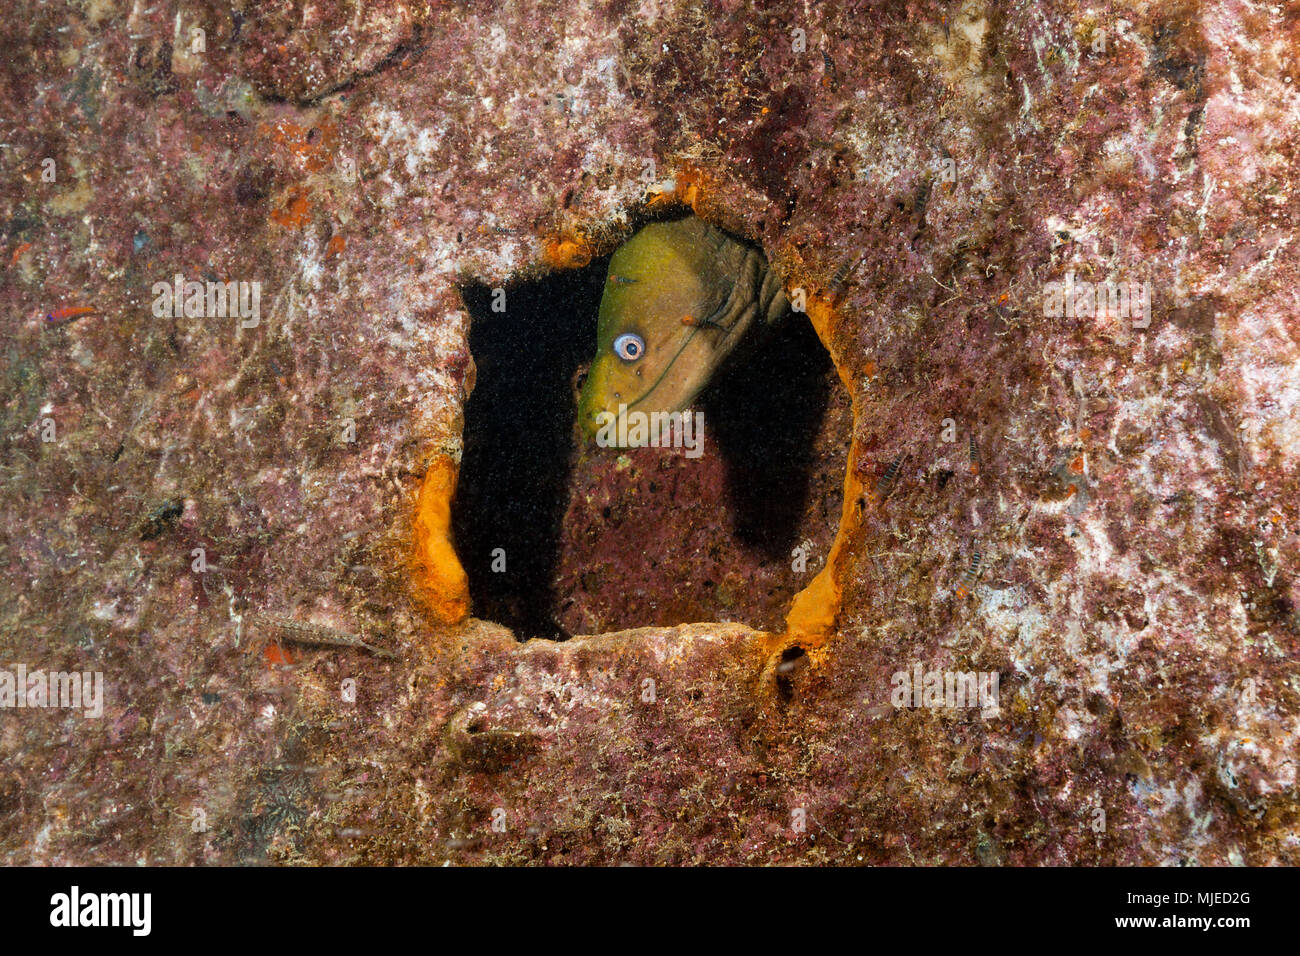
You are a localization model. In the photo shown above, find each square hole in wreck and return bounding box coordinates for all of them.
[451,225,852,641]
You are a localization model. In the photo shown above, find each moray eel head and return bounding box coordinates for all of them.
[577,216,785,442]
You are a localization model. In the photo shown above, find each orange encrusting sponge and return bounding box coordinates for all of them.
[542,236,593,269]
[781,292,862,649]
[411,455,471,625]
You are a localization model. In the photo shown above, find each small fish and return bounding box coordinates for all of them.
[249,613,396,659]
[878,453,906,493]
[45,305,96,327]
[821,50,838,89]
[577,216,788,441]
[864,453,907,506]
[955,546,983,599]
[969,433,981,475]
[831,255,863,297]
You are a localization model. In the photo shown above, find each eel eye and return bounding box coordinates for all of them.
[613,332,645,362]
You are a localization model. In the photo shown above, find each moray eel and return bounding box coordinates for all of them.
[577,216,789,441]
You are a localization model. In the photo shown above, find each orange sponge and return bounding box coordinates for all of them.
[412,456,471,625]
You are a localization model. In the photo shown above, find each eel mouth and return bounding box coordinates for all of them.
[579,326,709,442]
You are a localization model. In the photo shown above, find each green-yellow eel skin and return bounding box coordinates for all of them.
[577,215,789,441]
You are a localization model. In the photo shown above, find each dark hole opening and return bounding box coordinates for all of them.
[453,239,851,641]
[453,264,608,642]
[702,317,834,559]
[775,644,808,702]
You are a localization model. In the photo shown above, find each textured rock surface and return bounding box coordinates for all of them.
[1,0,1297,864]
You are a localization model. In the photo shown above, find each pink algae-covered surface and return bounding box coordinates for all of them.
[0,0,1297,864]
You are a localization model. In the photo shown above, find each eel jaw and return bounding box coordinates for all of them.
[578,321,734,446]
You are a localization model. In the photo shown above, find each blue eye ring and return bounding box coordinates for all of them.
[613,332,645,362]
